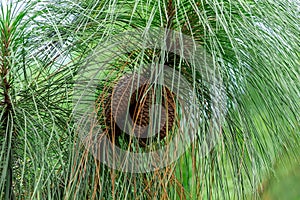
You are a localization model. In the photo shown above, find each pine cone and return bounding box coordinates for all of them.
[103,74,176,146]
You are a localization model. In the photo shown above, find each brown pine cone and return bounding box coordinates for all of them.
[103,74,177,147]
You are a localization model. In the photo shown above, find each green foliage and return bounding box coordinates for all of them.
[0,0,299,199]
